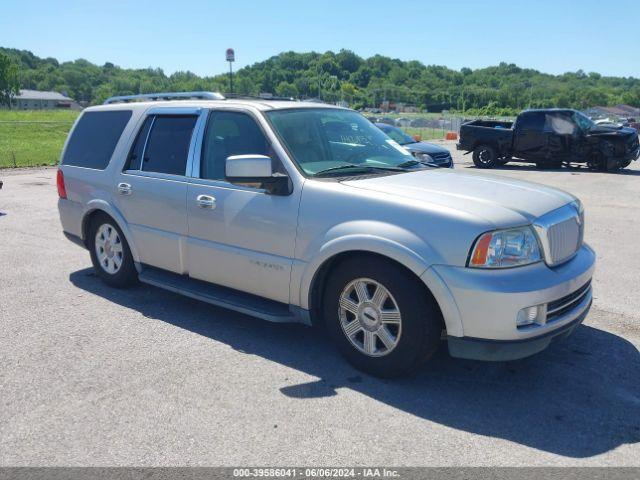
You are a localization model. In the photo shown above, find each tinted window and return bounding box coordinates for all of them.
[141,115,198,175]
[124,116,154,171]
[517,112,545,130]
[201,111,271,180]
[62,110,132,169]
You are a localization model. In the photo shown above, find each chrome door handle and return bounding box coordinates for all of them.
[196,194,216,209]
[117,182,132,195]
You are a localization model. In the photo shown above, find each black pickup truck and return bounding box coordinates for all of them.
[457,109,640,171]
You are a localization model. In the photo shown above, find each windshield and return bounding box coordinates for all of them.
[382,125,416,145]
[572,111,596,132]
[266,108,414,176]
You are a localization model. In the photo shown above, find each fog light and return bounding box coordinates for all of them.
[516,305,546,327]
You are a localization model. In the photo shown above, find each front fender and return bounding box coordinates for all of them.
[294,221,443,310]
[82,199,141,265]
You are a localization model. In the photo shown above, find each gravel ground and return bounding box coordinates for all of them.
[0,148,638,467]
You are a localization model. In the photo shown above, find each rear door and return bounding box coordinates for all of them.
[513,112,546,160]
[114,108,205,273]
[185,108,300,304]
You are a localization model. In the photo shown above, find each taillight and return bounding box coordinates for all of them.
[56,168,67,199]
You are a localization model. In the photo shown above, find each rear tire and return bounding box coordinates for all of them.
[88,213,138,288]
[472,145,498,169]
[323,255,442,378]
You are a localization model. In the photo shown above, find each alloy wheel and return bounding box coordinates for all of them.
[94,223,124,274]
[338,278,402,357]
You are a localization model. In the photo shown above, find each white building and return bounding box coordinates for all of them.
[11,90,79,110]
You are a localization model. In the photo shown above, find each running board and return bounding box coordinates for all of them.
[138,265,302,324]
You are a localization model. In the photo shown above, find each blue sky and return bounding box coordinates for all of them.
[2,0,639,77]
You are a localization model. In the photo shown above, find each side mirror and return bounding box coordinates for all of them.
[225,154,290,195]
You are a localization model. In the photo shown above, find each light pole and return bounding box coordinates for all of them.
[226,48,235,94]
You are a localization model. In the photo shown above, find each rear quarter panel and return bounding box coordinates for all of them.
[57,107,146,260]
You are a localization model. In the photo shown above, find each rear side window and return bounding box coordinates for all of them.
[62,110,132,169]
[127,115,198,176]
[517,112,545,130]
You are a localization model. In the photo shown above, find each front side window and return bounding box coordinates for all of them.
[544,113,577,135]
[127,115,198,175]
[266,108,413,177]
[62,110,132,169]
[200,111,272,180]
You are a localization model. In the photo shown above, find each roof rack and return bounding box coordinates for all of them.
[223,93,297,102]
[103,91,225,105]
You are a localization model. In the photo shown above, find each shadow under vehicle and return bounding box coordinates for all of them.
[457,109,640,171]
[70,267,640,459]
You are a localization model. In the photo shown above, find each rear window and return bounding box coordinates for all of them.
[62,110,132,169]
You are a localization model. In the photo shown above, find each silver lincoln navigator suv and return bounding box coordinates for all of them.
[57,92,595,377]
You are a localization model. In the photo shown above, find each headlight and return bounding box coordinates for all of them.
[468,226,541,268]
[413,152,435,163]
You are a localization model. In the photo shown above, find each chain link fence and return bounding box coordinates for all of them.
[364,113,516,141]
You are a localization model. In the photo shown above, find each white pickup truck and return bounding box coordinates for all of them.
[57,92,595,377]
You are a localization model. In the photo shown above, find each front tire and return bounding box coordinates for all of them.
[472,145,498,168]
[89,213,138,288]
[323,256,442,378]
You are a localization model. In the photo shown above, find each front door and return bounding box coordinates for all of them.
[115,110,201,273]
[543,112,578,162]
[186,109,300,304]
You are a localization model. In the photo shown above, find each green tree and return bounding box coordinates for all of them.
[275,81,299,98]
[0,52,20,108]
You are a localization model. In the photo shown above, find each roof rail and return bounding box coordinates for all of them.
[103,91,225,104]
[223,93,297,102]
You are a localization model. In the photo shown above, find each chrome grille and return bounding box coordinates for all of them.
[547,215,581,264]
[534,204,584,266]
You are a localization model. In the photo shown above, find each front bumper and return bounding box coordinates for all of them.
[625,145,640,161]
[448,300,591,361]
[429,244,595,360]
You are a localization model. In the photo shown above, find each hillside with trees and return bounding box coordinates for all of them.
[2,47,639,115]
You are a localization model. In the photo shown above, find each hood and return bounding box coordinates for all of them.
[588,125,637,137]
[341,169,575,228]
[403,141,450,155]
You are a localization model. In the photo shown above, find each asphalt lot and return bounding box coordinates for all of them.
[0,146,639,466]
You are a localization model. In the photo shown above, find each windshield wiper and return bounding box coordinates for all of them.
[314,164,405,177]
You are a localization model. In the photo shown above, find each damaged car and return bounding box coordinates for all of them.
[457,108,640,171]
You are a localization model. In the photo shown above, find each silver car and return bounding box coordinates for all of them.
[57,92,595,377]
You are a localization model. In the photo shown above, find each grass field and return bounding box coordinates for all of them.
[0,110,79,168]
[403,128,447,141]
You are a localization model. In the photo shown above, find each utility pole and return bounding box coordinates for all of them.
[317,61,322,100]
[226,48,235,94]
